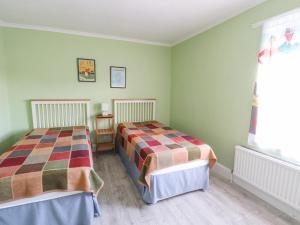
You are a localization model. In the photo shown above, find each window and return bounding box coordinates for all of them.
[248,9,300,166]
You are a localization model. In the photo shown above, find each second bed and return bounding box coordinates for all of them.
[114,99,217,204]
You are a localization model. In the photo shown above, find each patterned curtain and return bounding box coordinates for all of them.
[248,9,300,165]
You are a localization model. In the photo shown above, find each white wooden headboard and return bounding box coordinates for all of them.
[113,99,156,125]
[31,99,91,128]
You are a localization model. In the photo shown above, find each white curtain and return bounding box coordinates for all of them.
[248,8,300,166]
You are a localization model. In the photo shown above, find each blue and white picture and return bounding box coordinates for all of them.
[110,66,126,88]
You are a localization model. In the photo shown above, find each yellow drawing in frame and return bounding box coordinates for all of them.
[77,58,96,82]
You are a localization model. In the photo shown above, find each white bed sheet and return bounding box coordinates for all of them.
[150,159,209,175]
[1,160,209,209]
[0,191,82,210]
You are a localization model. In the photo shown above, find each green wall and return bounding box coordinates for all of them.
[171,0,300,169]
[2,28,171,147]
[2,0,300,167]
[0,27,14,152]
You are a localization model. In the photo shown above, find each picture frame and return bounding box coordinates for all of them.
[110,66,126,88]
[77,58,96,82]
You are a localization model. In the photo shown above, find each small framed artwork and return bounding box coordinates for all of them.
[77,58,96,82]
[110,66,126,88]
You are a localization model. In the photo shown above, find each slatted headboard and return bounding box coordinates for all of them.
[31,99,91,128]
[113,99,156,125]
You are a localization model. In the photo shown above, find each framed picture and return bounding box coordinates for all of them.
[77,58,96,82]
[110,66,126,88]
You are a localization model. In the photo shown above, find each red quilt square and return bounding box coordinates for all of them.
[59,132,73,137]
[146,140,160,147]
[119,125,126,134]
[140,147,153,160]
[146,124,158,129]
[49,152,70,161]
[71,150,89,158]
[15,144,36,151]
[128,134,137,143]
[0,156,27,167]
[0,165,20,178]
[191,139,204,145]
[69,157,90,168]
[60,130,73,133]
[138,158,144,171]
[182,136,194,141]
[46,130,60,136]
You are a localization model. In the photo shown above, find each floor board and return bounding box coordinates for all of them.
[93,152,299,225]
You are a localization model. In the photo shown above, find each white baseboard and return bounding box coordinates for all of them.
[211,162,233,182]
[233,175,300,222]
[211,162,300,222]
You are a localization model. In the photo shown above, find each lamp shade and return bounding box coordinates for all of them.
[101,103,109,111]
[101,102,109,115]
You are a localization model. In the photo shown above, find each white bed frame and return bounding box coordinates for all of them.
[31,99,91,128]
[113,98,210,204]
[113,99,156,125]
[2,100,94,223]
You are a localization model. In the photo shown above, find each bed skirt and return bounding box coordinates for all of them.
[0,192,100,225]
[117,143,209,204]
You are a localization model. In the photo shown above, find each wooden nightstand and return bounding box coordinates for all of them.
[95,114,115,152]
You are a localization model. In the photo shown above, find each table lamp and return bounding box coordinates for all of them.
[101,102,109,116]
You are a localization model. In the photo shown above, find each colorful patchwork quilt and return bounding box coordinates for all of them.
[117,121,217,187]
[0,126,103,203]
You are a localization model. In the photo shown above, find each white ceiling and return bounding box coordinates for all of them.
[0,0,266,46]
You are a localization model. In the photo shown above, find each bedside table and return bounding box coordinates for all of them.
[95,114,115,152]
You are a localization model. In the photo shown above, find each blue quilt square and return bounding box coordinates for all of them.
[53,146,71,152]
[142,136,154,141]
[40,137,57,143]
[72,135,87,140]
[165,133,177,138]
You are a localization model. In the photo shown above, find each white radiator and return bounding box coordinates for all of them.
[233,145,300,219]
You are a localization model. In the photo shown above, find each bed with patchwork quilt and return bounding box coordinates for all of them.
[0,126,103,225]
[116,121,217,204]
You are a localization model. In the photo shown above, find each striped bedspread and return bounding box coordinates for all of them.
[117,121,217,186]
[0,126,103,203]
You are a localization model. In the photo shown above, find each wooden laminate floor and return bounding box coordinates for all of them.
[92,153,299,225]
